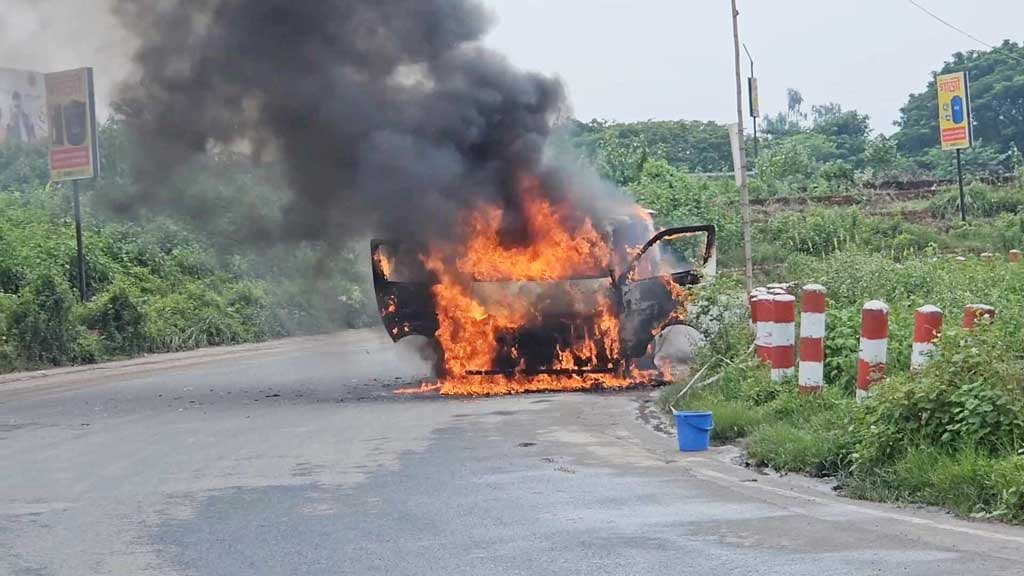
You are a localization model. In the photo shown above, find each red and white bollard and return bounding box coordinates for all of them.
[771,294,796,382]
[1009,250,1022,263]
[798,284,826,393]
[766,283,790,294]
[753,294,773,363]
[857,300,889,402]
[749,287,768,327]
[962,304,996,329]
[911,305,943,371]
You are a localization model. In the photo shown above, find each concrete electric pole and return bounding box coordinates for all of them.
[731,0,754,291]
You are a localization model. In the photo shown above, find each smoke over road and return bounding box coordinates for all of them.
[108,0,626,247]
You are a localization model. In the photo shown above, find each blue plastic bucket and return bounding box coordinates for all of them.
[674,411,714,452]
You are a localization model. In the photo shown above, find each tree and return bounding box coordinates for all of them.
[895,41,1024,161]
[762,112,802,138]
[758,139,815,183]
[567,119,734,179]
[786,88,806,121]
[811,103,870,140]
[863,134,900,177]
[810,103,871,163]
[763,88,808,138]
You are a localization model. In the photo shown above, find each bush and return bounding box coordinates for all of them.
[0,293,17,371]
[763,209,942,259]
[852,323,1024,469]
[226,281,284,340]
[145,283,250,352]
[929,183,1024,219]
[627,160,743,258]
[85,283,150,356]
[0,142,50,192]
[992,456,1024,521]
[0,182,372,375]
[8,273,80,366]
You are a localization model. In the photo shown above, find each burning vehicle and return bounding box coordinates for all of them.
[113,0,716,396]
[372,177,716,396]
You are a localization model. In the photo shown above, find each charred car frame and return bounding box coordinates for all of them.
[371,219,716,378]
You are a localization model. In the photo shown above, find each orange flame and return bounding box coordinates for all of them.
[419,179,641,395]
[374,249,394,281]
[390,176,687,396]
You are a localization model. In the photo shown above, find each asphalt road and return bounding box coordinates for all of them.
[3,329,1024,575]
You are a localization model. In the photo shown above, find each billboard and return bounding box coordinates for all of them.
[45,68,98,181]
[748,77,760,118]
[936,71,972,151]
[0,67,48,145]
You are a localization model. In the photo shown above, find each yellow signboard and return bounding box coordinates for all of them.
[45,68,98,181]
[936,71,972,151]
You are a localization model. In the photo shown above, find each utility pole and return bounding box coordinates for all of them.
[731,0,753,291]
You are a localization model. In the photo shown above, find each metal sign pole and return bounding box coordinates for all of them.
[72,179,87,302]
[956,148,966,222]
[752,112,759,162]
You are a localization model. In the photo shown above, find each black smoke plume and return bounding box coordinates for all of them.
[112,0,598,247]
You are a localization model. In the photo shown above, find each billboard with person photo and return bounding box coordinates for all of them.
[0,67,48,145]
[45,68,98,181]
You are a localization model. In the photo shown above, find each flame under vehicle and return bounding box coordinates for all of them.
[371,204,716,394]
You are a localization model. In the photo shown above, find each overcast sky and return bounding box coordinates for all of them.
[480,0,1024,134]
[3,1,1022,135]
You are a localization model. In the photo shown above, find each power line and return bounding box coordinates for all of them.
[905,0,1024,63]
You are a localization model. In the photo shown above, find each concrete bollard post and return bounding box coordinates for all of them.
[857,301,889,403]
[1009,250,1022,263]
[766,283,790,294]
[770,294,796,382]
[980,252,995,262]
[962,304,996,329]
[911,305,943,371]
[798,284,826,393]
[749,287,768,328]
[753,294,773,363]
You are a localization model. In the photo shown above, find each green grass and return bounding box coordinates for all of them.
[747,422,832,474]
[677,391,767,443]
[663,360,1023,519]
[846,446,1024,522]
[745,406,854,477]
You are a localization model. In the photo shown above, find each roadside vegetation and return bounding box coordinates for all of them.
[659,258,1024,523]
[0,136,374,374]
[594,43,1024,523]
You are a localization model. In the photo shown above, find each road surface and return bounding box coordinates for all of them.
[2,329,1024,575]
